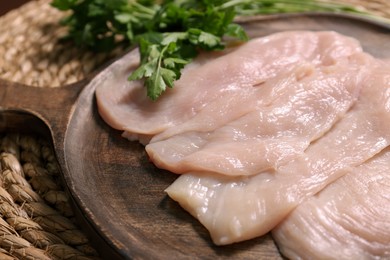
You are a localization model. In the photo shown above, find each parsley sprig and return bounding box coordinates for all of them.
[51,0,382,100]
[127,1,249,99]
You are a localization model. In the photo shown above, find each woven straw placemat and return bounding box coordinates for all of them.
[0,0,389,259]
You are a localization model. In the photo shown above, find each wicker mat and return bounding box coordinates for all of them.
[0,0,389,259]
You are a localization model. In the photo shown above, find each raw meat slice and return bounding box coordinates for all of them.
[146,53,370,176]
[165,64,390,245]
[272,148,390,260]
[96,31,363,140]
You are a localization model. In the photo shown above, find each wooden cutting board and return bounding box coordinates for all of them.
[0,13,389,259]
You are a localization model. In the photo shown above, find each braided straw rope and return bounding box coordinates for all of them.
[0,134,99,259]
[0,0,389,259]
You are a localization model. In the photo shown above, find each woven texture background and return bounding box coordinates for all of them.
[0,0,389,259]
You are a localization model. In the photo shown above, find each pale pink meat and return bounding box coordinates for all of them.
[272,147,390,259]
[96,31,363,140]
[165,64,390,245]
[146,54,369,176]
[96,29,390,254]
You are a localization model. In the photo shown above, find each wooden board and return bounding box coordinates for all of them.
[0,13,389,259]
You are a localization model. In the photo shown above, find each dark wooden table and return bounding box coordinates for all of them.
[0,0,30,16]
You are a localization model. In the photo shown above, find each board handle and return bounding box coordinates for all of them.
[0,79,86,138]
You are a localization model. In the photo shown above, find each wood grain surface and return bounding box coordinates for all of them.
[0,13,389,259]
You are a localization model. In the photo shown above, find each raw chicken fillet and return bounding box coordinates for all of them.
[96,30,390,258]
[273,147,390,259]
